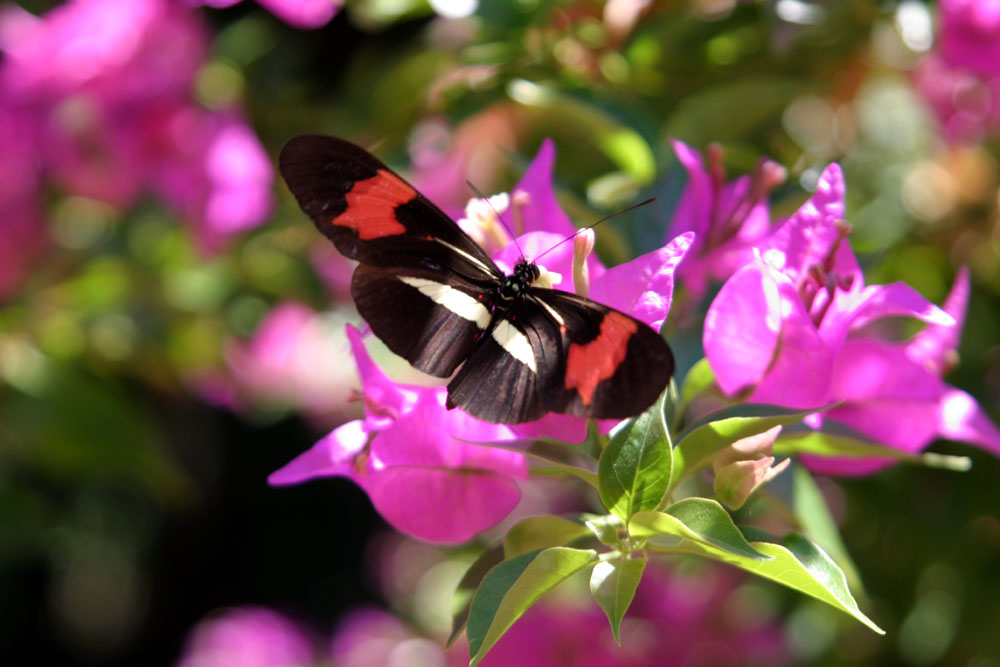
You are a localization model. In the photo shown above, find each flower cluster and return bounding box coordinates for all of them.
[914,0,1000,142]
[0,0,273,295]
[701,163,1000,474]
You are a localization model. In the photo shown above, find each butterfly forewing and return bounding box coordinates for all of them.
[279,135,502,284]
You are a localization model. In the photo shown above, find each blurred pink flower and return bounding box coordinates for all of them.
[0,103,46,298]
[666,140,785,297]
[0,0,273,253]
[913,54,1000,143]
[705,164,1000,474]
[194,0,341,29]
[225,302,358,418]
[938,0,1000,79]
[152,109,275,252]
[175,606,315,667]
[914,1,1000,142]
[269,324,528,544]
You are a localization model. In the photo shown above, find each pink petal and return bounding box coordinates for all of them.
[668,139,712,240]
[590,232,693,331]
[906,267,970,372]
[345,324,420,428]
[257,0,340,29]
[839,282,955,333]
[759,163,846,284]
[267,420,369,486]
[367,398,524,542]
[368,467,521,543]
[510,412,588,443]
[704,259,784,395]
[937,386,1000,456]
[747,279,833,409]
[830,339,943,403]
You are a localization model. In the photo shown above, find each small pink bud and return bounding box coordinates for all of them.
[573,228,595,298]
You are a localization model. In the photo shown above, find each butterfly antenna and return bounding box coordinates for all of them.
[466,180,525,261]
[532,197,656,264]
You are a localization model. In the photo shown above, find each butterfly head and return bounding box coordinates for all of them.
[498,261,541,304]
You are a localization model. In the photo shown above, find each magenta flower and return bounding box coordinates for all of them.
[938,0,1000,79]
[0,103,46,298]
[0,0,273,252]
[802,266,1000,475]
[705,164,1000,473]
[269,324,527,544]
[151,109,275,252]
[667,139,785,297]
[224,302,358,419]
[914,1,1000,142]
[175,606,315,667]
[913,54,1000,143]
[192,0,341,30]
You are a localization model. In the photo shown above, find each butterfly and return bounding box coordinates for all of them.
[278,135,674,424]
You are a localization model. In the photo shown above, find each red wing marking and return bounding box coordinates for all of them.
[333,169,415,240]
[564,312,637,405]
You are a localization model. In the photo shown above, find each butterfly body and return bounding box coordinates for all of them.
[279,135,674,424]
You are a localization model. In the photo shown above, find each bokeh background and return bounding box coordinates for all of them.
[2,0,999,665]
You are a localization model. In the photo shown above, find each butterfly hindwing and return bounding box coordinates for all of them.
[279,135,501,283]
[352,264,496,378]
[445,313,551,424]
[527,290,674,419]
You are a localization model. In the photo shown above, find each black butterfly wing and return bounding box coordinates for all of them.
[352,264,496,378]
[527,289,674,420]
[279,135,503,284]
[445,307,552,424]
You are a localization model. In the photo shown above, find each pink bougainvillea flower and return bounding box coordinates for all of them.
[175,606,315,667]
[913,54,1000,143]
[152,109,275,251]
[666,140,785,297]
[938,0,1000,79]
[0,0,273,252]
[914,1,1000,142]
[193,0,341,29]
[706,164,1000,473]
[803,266,1000,475]
[0,103,46,298]
[224,302,358,419]
[269,324,527,544]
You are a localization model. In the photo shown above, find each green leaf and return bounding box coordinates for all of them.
[629,499,770,561]
[669,530,884,634]
[590,558,646,643]
[792,465,865,595]
[468,547,599,665]
[774,431,971,470]
[504,516,592,558]
[670,404,814,490]
[448,545,505,648]
[598,391,672,522]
